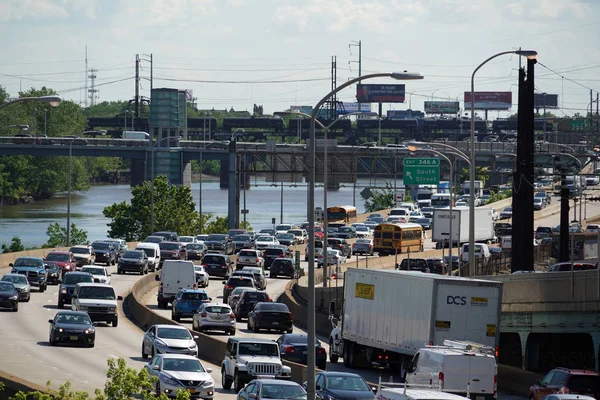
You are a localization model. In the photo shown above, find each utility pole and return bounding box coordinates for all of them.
[135,54,140,130]
[84,46,88,108]
[88,69,98,107]
[349,40,362,112]
[150,53,153,92]
[330,56,337,120]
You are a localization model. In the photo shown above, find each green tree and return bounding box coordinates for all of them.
[458,166,490,187]
[103,176,201,241]
[1,236,25,253]
[5,357,190,400]
[204,215,228,234]
[364,183,395,212]
[44,223,88,248]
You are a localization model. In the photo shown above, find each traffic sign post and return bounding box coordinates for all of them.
[403,158,440,185]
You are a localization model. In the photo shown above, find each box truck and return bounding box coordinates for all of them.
[432,207,496,249]
[328,268,502,376]
[122,131,150,140]
[462,180,484,198]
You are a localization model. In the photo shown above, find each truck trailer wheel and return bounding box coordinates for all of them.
[329,339,339,363]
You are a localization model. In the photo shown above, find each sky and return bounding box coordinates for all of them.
[1,0,599,119]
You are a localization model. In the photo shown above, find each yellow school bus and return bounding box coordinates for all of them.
[373,222,424,256]
[326,205,358,225]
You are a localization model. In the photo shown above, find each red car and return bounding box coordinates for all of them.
[529,367,600,400]
[314,226,324,240]
[44,251,77,273]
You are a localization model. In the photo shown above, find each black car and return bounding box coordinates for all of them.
[91,241,117,266]
[201,253,233,278]
[152,231,179,241]
[270,258,295,279]
[247,302,293,333]
[235,289,270,321]
[45,263,63,284]
[222,276,255,303]
[259,228,276,237]
[426,258,444,274]
[103,239,127,260]
[263,245,293,269]
[58,272,94,308]
[277,333,327,370]
[275,233,296,247]
[327,238,352,257]
[397,258,429,273]
[0,281,19,312]
[48,311,95,347]
[185,243,207,260]
[232,234,254,252]
[205,234,235,255]
[308,372,376,400]
[143,235,164,243]
[117,250,149,275]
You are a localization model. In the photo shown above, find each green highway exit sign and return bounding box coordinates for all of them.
[403,158,440,185]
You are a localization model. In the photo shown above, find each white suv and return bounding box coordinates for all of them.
[221,338,291,392]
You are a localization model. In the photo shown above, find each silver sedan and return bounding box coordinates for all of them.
[0,274,31,302]
[141,324,199,359]
[144,354,214,399]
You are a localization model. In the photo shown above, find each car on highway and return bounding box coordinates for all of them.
[535,191,551,206]
[103,239,127,260]
[420,207,434,218]
[269,258,295,279]
[204,234,235,255]
[48,310,95,347]
[57,271,94,308]
[307,371,375,400]
[586,224,599,233]
[178,235,197,244]
[193,265,210,288]
[255,235,280,250]
[317,249,347,268]
[141,324,199,359]
[259,228,277,237]
[455,201,468,207]
[247,302,293,333]
[91,241,117,266]
[1,274,31,301]
[71,282,122,326]
[144,235,165,244]
[351,238,374,256]
[534,197,545,210]
[192,303,236,335]
[201,253,233,279]
[336,226,356,239]
[276,333,327,370]
[236,378,307,400]
[195,234,209,243]
[0,281,19,311]
[117,249,149,275]
[265,245,293,267]
[499,207,513,219]
[159,241,187,261]
[185,243,207,261]
[397,258,429,273]
[152,231,179,242]
[69,245,96,268]
[236,249,265,270]
[276,232,297,247]
[426,258,445,274]
[327,238,352,257]
[241,266,267,290]
[288,229,309,244]
[416,217,432,230]
[232,234,254,252]
[547,262,597,272]
[354,225,372,238]
[171,288,211,322]
[529,367,600,400]
[45,263,63,285]
[227,287,249,310]
[80,266,111,284]
[234,289,270,321]
[535,226,557,239]
[9,256,48,292]
[222,276,255,304]
[144,354,214,399]
[45,250,78,273]
[275,224,294,235]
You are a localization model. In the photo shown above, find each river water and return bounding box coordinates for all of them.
[0,178,403,248]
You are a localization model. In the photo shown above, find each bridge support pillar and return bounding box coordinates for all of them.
[130,159,146,186]
[518,331,530,370]
[228,140,239,229]
[220,160,229,188]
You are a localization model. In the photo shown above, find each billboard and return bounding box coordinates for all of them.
[338,102,371,114]
[464,91,512,110]
[290,105,313,115]
[356,84,405,103]
[424,101,460,114]
[534,93,559,108]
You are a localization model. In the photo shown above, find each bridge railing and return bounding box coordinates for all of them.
[457,244,553,276]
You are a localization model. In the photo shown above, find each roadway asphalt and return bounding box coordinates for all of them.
[2,195,599,398]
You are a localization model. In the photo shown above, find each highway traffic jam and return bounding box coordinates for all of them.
[0,201,598,400]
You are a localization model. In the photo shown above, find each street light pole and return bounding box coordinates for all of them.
[307,71,423,400]
[469,49,537,276]
[0,95,62,111]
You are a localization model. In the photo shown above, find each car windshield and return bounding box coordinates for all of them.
[244,292,268,301]
[239,250,257,257]
[0,282,15,291]
[187,244,205,251]
[13,258,43,267]
[504,207,512,212]
[123,251,144,259]
[283,334,319,345]
[179,237,194,242]
[55,313,92,325]
[181,292,208,300]
[277,234,295,239]
[535,193,545,197]
[63,274,93,284]
[274,259,293,267]
[2,275,27,284]
[233,235,251,241]
[46,253,70,262]
[355,226,369,232]
[92,242,110,250]
[145,236,163,243]
[275,225,293,231]
[227,278,253,288]
[78,286,116,300]
[194,266,205,273]
[355,239,371,244]
[257,236,274,242]
[537,227,552,232]
[138,248,155,257]
[207,234,227,241]
[156,327,192,340]
[326,376,370,391]
[162,358,205,372]
[265,248,287,256]
[205,306,231,314]
[339,227,353,232]
[69,247,89,255]
[80,267,105,276]
[203,255,225,263]
[159,243,180,250]
[230,287,248,297]
[238,342,279,357]
[260,384,306,399]
[258,303,289,312]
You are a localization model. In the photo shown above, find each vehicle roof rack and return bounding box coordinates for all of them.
[440,339,495,356]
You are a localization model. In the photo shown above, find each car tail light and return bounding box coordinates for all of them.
[220,264,227,268]
[255,257,259,262]
[317,348,326,354]
[495,345,499,357]
[266,294,271,302]
[230,312,235,319]
[225,285,232,289]
[289,313,293,320]
[279,253,285,258]
[285,346,295,353]
[438,372,444,387]
[201,263,207,266]
[200,312,207,318]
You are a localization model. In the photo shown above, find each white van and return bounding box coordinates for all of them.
[399,202,418,212]
[136,242,161,271]
[375,388,470,400]
[71,282,122,327]
[389,208,410,217]
[460,243,491,264]
[155,260,196,309]
[122,130,149,140]
[405,340,497,400]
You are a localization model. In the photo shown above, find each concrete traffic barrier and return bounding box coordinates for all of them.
[0,369,50,400]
